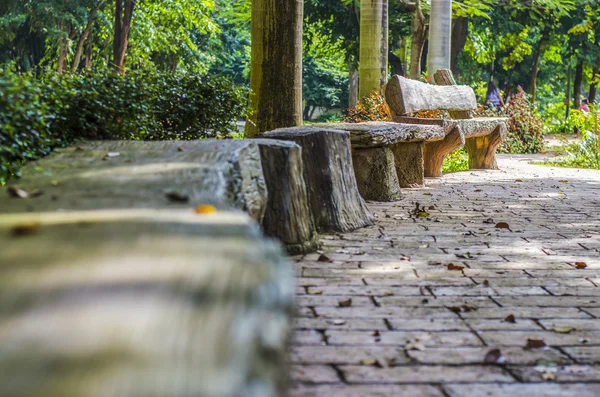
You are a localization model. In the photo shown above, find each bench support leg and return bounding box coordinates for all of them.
[465,124,505,170]
[423,127,464,177]
[352,147,401,202]
[391,142,424,188]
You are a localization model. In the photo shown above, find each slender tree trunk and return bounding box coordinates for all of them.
[566,62,572,122]
[428,0,452,78]
[380,0,389,87]
[359,0,384,99]
[72,0,106,72]
[409,0,427,79]
[399,37,408,75]
[245,0,303,137]
[590,60,599,104]
[113,0,135,74]
[388,51,403,76]
[573,58,584,109]
[450,16,468,76]
[57,21,67,74]
[530,46,542,105]
[349,62,359,108]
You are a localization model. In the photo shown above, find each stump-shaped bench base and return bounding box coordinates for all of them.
[391,142,424,187]
[254,139,320,255]
[464,124,506,170]
[424,127,465,177]
[352,147,401,201]
[262,128,374,233]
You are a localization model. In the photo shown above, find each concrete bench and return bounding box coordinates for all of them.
[385,70,508,177]
[306,121,455,199]
[0,209,293,397]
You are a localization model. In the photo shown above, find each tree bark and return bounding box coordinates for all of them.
[590,59,599,104]
[380,0,389,87]
[359,0,384,99]
[450,17,468,76]
[245,0,303,137]
[428,0,452,78]
[409,0,427,79]
[349,62,359,108]
[72,0,106,72]
[573,58,584,109]
[113,0,135,74]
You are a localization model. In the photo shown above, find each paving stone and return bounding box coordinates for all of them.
[296,295,375,307]
[314,306,459,319]
[479,330,600,347]
[294,317,387,331]
[387,318,470,332]
[290,365,340,383]
[407,346,572,365]
[340,365,514,383]
[508,364,600,382]
[375,296,497,307]
[443,383,600,397]
[562,346,600,364]
[546,287,600,296]
[326,330,483,347]
[460,307,592,319]
[494,296,600,307]
[430,286,549,296]
[290,385,445,397]
[290,345,409,365]
[539,319,600,331]
[305,285,428,296]
[465,318,544,331]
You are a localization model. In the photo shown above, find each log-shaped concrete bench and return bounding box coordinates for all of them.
[2,139,321,254]
[0,209,293,397]
[386,71,508,176]
[261,128,374,233]
[309,121,451,194]
[2,140,268,221]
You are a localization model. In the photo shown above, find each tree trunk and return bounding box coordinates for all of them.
[590,59,599,104]
[450,16,468,76]
[530,46,542,105]
[427,0,452,78]
[573,59,584,109]
[84,32,93,69]
[57,21,68,74]
[245,0,303,137]
[113,0,135,74]
[349,62,359,108]
[359,0,384,99]
[380,0,389,87]
[566,62,572,121]
[409,0,427,79]
[72,0,106,72]
[388,51,403,76]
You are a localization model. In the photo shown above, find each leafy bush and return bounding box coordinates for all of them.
[345,92,392,122]
[498,96,545,154]
[442,148,469,173]
[0,69,247,183]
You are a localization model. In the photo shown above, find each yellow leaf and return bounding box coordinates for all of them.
[195,204,217,214]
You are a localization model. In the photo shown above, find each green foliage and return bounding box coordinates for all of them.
[442,148,469,173]
[499,96,545,154]
[0,69,246,183]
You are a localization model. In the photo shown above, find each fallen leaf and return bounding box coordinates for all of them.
[495,222,510,229]
[483,279,490,287]
[504,314,516,323]
[559,180,568,183]
[317,254,331,262]
[360,359,377,366]
[51,180,60,186]
[177,146,185,152]
[418,211,429,217]
[515,179,523,182]
[195,204,217,214]
[542,373,557,381]
[106,152,120,158]
[7,186,30,199]
[309,289,323,295]
[484,348,504,364]
[447,263,465,271]
[474,189,482,192]
[338,298,353,308]
[332,319,346,325]
[575,262,588,269]
[165,191,189,203]
[423,192,432,196]
[553,327,574,334]
[483,218,494,224]
[405,342,426,351]
[526,337,547,349]
[11,223,41,237]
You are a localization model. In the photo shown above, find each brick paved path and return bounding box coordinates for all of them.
[290,155,600,397]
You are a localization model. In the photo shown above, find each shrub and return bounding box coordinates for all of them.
[498,96,545,154]
[442,147,469,173]
[0,69,247,183]
[345,91,392,122]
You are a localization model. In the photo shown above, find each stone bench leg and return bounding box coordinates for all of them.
[423,127,464,177]
[391,142,424,188]
[262,128,374,233]
[254,139,320,255]
[352,147,401,201]
[465,124,505,170]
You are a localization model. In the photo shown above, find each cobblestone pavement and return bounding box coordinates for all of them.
[290,155,600,397]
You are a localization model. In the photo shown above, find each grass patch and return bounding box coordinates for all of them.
[442,148,469,173]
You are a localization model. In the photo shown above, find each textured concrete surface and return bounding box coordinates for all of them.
[290,154,600,396]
